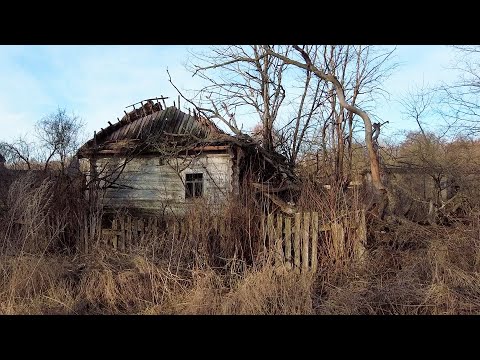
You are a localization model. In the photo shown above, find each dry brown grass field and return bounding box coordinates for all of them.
[1,172,480,315]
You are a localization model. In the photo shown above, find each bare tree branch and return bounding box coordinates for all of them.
[266,45,386,191]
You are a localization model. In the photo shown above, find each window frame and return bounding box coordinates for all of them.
[185,172,204,199]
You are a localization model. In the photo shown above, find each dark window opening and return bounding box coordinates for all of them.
[185,173,203,198]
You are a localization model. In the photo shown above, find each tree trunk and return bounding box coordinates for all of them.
[263,118,274,153]
[335,110,345,186]
[265,46,388,217]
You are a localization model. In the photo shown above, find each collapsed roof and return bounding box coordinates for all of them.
[77,100,235,158]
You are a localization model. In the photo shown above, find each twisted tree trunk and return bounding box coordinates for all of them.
[265,46,388,217]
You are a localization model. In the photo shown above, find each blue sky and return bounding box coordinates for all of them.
[373,45,460,138]
[0,45,460,144]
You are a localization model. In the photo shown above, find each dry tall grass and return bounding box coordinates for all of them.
[0,173,315,315]
[315,221,480,314]
[1,172,480,314]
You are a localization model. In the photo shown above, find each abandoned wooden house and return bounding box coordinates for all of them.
[77,98,296,218]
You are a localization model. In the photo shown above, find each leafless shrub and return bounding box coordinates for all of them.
[1,171,87,254]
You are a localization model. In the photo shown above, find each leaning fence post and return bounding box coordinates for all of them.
[311,212,319,273]
[331,222,345,259]
[126,216,132,250]
[119,216,125,252]
[294,212,301,274]
[83,216,88,254]
[302,212,310,273]
[112,218,118,250]
[267,213,274,261]
[354,209,367,264]
[153,217,158,239]
[137,218,144,246]
[275,213,283,267]
[284,216,292,270]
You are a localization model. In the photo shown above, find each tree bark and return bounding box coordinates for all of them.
[266,47,385,189]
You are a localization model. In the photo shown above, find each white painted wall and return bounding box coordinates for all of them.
[92,153,233,215]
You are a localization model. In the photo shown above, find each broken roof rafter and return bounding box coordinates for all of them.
[125,96,169,109]
[78,104,229,158]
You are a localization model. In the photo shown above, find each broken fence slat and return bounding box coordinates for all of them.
[119,216,125,252]
[294,212,301,273]
[267,213,275,260]
[133,216,139,246]
[354,209,367,264]
[84,216,88,254]
[331,222,345,259]
[275,213,283,267]
[147,217,153,243]
[311,212,318,273]
[302,212,310,273]
[112,219,118,250]
[127,216,132,249]
[154,217,158,239]
[284,216,292,270]
[138,218,144,244]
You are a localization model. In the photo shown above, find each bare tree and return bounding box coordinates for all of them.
[187,45,291,154]
[399,82,434,139]
[264,45,393,197]
[436,45,480,136]
[35,108,85,171]
[295,45,397,186]
[0,136,34,169]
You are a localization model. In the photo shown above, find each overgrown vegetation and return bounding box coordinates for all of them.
[1,164,480,315]
[2,45,480,314]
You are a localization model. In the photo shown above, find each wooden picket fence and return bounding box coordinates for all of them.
[264,209,367,273]
[89,209,367,274]
[95,214,229,252]
[100,216,159,251]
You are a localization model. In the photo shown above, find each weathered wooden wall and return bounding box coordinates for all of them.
[92,153,233,215]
